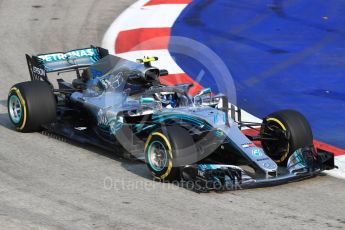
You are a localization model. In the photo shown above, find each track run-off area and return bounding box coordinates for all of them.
[103,1,345,179]
[0,0,344,229]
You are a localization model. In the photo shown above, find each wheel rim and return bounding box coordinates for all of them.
[148,141,168,172]
[8,95,23,124]
[261,118,290,163]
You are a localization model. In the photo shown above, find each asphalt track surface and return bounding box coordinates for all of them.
[0,1,344,229]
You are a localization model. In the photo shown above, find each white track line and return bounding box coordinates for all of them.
[102,0,189,56]
[328,156,345,179]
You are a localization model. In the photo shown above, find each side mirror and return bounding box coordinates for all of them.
[140,96,155,105]
[197,88,212,96]
[140,96,162,110]
[193,88,212,105]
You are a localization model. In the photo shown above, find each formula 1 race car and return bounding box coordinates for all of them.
[7,46,335,191]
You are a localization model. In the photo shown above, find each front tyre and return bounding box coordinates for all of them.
[260,110,313,165]
[8,81,56,132]
[144,126,196,182]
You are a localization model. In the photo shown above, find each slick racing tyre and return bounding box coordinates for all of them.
[260,110,313,165]
[8,81,56,132]
[145,126,196,182]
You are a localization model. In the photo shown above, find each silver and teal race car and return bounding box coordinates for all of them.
[8,46,335,191]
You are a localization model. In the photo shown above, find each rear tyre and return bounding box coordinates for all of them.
[144,126,196,181]
[8,81,56,132]
[260,110,313,165]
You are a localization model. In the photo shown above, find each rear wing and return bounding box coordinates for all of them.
[26,46,109,81]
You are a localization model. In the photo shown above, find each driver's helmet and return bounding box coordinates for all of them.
[160,92,177,108]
